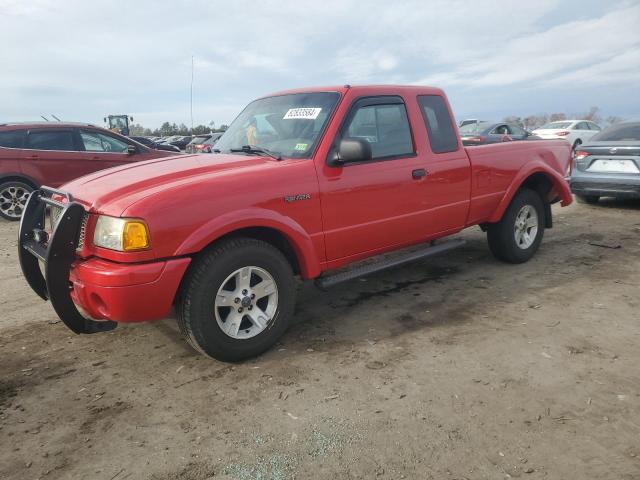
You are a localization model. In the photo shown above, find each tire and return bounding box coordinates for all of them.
[575,194,599,204]
[487,188,545,264]
[0,180,34,221]
[572,139,582,151]
[177,237,296,361]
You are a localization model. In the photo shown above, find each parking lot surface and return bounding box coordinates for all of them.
[1,200,639,480]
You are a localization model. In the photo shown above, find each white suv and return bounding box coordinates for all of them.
[533,120,601,149]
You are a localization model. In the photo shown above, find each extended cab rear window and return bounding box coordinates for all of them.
[417,95,459,153]
[0,130,25,148]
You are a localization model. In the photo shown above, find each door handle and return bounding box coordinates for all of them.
[412,168,427,179]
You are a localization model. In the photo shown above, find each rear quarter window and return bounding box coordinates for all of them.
[0,130,25,148]
[417,95,459,153]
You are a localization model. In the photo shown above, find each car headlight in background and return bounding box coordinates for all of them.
[93,216,150,251]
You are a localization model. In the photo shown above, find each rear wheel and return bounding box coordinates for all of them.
[572,139,582,151]
[0,181,33,221]
[177,237,296,361]
[575,194,599,204]
[487,188,545,264]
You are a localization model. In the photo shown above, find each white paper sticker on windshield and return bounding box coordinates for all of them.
[283,108,322,120]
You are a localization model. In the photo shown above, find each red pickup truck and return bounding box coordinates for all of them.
[19,85,572,361]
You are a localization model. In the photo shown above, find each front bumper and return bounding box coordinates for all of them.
[18,187,190,334]
[69,257,190,323]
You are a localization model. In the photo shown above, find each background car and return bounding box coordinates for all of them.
[0,122,175,220]
[129,135,181,153]
[458,119,485,128]
[532,120,601,150]
[570,121,640,204]
[166,135,193,151]
[185,134,212,153]
[185,132,223,153]
[459,121,536,146]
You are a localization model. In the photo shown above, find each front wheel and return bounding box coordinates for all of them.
[487,188,545,264]
[0,181,33,221]
[177,237,296,361]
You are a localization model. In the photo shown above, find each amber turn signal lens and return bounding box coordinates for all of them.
[122,221,149,250]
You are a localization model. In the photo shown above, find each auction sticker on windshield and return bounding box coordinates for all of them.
[283,108,322,120]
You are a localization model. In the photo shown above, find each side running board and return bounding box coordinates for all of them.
[315,239,466,290]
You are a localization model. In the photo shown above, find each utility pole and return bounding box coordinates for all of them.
[190,55,194,133]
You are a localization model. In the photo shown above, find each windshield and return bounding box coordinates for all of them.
[591,123,640,142]
[190,136,210,144]
[459,122,490,134]
[540,121,572,129]
[215,92,340,158]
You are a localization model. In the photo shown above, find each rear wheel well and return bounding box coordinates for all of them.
[519,173,554,228]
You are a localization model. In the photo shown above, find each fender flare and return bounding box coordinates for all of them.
[488,162,572,223]
[174,207,322,279]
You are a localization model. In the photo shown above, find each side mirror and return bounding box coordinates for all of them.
[127,145,137,155]
[331,137,372,165]
[130,116,134,122]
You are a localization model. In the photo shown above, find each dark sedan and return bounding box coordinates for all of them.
[459,122,536,146]
[129,136,181,153]
[570,122,640,204]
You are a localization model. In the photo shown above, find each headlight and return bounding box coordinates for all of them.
[93,216,150,251]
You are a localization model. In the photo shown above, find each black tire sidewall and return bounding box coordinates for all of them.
[0,181,33,221]
[182,240,295,361]
[489,189,545,263]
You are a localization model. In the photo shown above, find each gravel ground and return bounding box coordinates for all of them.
[1,199,639,480]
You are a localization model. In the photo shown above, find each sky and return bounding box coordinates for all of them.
[1,0,639,129]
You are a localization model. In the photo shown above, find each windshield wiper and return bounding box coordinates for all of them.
[229,145,282,160]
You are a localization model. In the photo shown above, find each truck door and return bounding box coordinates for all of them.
[415,94,472,232]
[318,96,438,261]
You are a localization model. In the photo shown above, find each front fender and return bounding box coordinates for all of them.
[488,162,572,223]
[174,207,322,279]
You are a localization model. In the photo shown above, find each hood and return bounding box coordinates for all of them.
[61,153,275,215]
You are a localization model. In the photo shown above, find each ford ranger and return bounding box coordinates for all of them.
[18,85,572,361]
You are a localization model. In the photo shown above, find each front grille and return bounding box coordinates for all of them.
[47,204,88,250]
[49,204,63,231]
[77,213,89,250]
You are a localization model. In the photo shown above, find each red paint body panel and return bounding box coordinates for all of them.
[69,257,190,322]
[54,85,572,324]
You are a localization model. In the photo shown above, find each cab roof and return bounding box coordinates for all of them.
[263,84,446,98]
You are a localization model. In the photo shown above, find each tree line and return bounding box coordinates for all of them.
[502,106,625,129]
[129,122,229,137]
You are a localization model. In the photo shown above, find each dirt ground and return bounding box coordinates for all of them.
[1,199,639,480]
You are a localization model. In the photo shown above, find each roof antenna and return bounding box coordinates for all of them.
[40,115,50,122]
[51,114,61,122]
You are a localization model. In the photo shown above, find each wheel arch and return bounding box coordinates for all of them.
[174,208,323,280]
[488,165,572,225]
[0,173,39,188]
